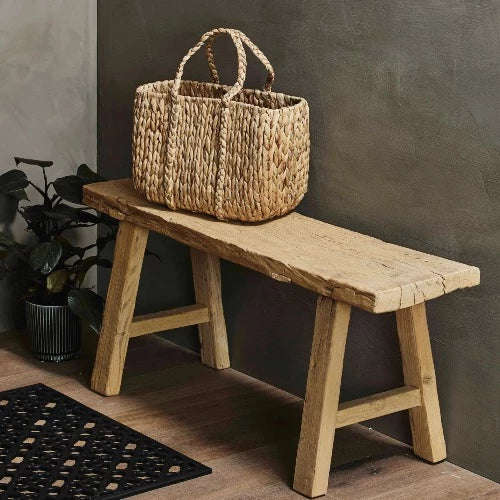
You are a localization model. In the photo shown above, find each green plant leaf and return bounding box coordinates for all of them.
[0,249,9,280]
[56,236,85,260]
[7,189,29,201]
[53,175,84,204]
[14,157,53,168]
[0,231,19,248]
[46,269,70,293]
[68,288,103,335]
[29,240,62,274]
[0,170,29,193]
[96,258,113,268]
[77,164,105,183]
[74,256,112,286]
[2,245,28,262]
[0,192,19,225]
[44,204,80,221]
[76,210,101,224]
[0,260,8,279]
[73,256,98,286]
[21,204,45,223]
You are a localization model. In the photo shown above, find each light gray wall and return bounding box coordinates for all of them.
[0,0,97,331]
[98,0,499,481]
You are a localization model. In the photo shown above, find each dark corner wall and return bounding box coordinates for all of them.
[97,0,499,481]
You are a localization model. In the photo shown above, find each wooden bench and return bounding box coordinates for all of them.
[83,179,480,498]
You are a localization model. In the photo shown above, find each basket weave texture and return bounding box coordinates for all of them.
[132,28,310,222]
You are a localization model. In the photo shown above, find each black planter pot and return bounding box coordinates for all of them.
[25,299,81,362]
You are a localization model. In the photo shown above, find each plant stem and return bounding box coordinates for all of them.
[28,181,45,198]
[42,167,48,194]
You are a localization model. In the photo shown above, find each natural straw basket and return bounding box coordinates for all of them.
[132,28,310,222]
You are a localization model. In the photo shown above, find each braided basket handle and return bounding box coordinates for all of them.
[205,29,275,92]
[172,28,247,103]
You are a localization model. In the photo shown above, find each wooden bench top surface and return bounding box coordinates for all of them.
[83,179,479,313]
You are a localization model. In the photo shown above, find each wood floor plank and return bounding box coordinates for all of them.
[0,331,497,499]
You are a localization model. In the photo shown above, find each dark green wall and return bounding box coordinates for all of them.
[98,0,500,481]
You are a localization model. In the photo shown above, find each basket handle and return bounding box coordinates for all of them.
[205,29,275,92]
[172,28,247,103]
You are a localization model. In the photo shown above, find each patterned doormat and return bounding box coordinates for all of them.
[0,384,211,498]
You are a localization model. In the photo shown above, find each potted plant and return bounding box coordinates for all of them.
[0,158,117,361]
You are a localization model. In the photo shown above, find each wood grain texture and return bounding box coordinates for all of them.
[1,331,499,499]
[191,248,230,369]
[83,179,480,313]
[336,386,421,429]
[396,303,447,463]
[130,304,209,337]
[91,221,148,396]
[293,298,351,498]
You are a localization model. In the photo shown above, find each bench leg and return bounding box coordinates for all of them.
[190,248,230,369]
[396,303,446,462]
[293,297,351,498]
[91,221,149,396]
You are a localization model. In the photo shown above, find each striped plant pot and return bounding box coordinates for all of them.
[25,299,81,362]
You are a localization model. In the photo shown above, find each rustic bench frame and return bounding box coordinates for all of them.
[85,180,479,498]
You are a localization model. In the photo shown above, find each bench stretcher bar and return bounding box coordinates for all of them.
[129,304,210,337]
[336,386,422,428]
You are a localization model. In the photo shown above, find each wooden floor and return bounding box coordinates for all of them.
[0,331,498,499]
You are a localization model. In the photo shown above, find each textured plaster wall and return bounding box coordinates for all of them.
[0,0,97,331]
[98,0,500,481]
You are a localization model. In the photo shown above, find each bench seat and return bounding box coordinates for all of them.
[84,179,479,313]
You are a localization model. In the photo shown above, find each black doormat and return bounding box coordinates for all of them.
[0,384,211,498]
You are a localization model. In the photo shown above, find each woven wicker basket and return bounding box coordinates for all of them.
[132,28,310,222]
